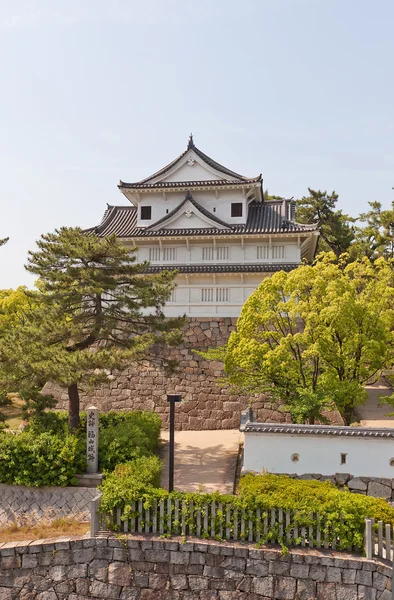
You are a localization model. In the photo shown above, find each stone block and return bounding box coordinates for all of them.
[108,561,133,586]
[88,559,108,582]
[145,549,170,563]
[297,579,316,599]
[356,569,373,586]
[309,565,326,581]
[246,559,269,577]
[274,576,297,599]
[89,581,122,599]
[342,569,357,584]
[252,576,274,596]
[368,481,392,499]
[188,575,209,591]
[358,586,376,599]
[348,477,368,491]
[290,563,309,579]
[336,584,358,599]
[170,574,188,590]
[317,582,336,599]
[148,573,168,589]
[269,560,290,576]
[326,566,342,583]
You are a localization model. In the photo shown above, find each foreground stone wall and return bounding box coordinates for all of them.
[45,318,343,431]
[0,535,391,599]
[0,484,97,526]
[285,473,394,500]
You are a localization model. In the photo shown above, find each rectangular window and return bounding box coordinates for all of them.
[141,206,152,220]
[149,248,160,261]
[201,288,214,302]
[163,247,176,261]
[231,203,243,217]
[216,247,230,261]
[257,246,270,260]
[272,245,285,259]
[216,288,229,302]
[202,247,215,261]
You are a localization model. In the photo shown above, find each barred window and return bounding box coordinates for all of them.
[163,247,176,261]
[272,245,285,259]
[257,246,270,260]
[216,288,229,302]
[216,246,230,260]
[201,288,214,302]
[149,248,160,261]
[202,247,215,261]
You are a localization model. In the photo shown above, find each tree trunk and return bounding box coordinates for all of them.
[68,383,80,431]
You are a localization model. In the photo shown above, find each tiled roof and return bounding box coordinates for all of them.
[118,176,261,190]
[119,136,254,186]
[147,191,231,230]
[145,264,299,274]
[242,422,394,438]
[87,200,317,238]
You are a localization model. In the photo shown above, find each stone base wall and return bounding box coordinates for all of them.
[0,484,98,526]
[45,318,343,431]
[284,473,394,500]
[0,535,391,599]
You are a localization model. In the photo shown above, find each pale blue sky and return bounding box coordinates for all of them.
[1,0,394,288]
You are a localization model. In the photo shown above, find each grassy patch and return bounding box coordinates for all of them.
[1,395,24,430]
[0,518,89,543]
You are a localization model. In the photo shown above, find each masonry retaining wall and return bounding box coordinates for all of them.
[0,535,391,599]
[0,484,97,527]
[44,318,343,431]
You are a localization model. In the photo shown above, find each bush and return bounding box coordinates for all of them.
[99,473,394,549]
[0,431,86,486]
[100,456,163,512]
[26,410,161,472]
[238,473,394,531]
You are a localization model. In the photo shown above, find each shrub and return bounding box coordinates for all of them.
[99,474,394,550]
[238,473,394,530]
[100,456,163,512]
[26,410,162,472]
[0,431,86,486]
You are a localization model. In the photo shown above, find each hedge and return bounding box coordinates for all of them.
[99,474,394,550]
[26,410,162,472]
[99,456,163,507]
[0,432,85,486]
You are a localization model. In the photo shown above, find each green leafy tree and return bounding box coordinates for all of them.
[0,228,184,430]
[296,189,354,256]
[222,254,394,425]
[350,201,394,260]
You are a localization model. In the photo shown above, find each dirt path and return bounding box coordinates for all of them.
[355,383,394,427]
[160,429,241,494]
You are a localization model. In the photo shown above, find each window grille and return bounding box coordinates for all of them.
[216,247,230,260]
[202,247,215,261]
[149,248,160,261]
[257,246,270,260]
[216,288,229,302]
[163,247,176,261]
[231,203,243,217]
[272,245,285,259]
[201,288,214,302]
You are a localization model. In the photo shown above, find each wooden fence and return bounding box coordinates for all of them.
[91,496,359,552]
[365,518,394,561]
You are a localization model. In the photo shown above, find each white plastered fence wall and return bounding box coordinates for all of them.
[241,412,394,479]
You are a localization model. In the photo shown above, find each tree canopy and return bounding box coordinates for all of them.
[0,228,185,429]
[296,189,354,256]
[223,254,394,425]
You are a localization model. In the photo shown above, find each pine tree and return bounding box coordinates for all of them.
[0,238,8,246]
[1,228,184,430]
[350,201,394,260]
[296,189,354,256]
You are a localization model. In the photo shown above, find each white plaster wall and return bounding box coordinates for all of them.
[243,432,394,478]
[135,189,248,228]
[161,160,224,182]
[162,273,265,317]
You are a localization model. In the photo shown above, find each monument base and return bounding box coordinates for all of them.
[75,473,104,488]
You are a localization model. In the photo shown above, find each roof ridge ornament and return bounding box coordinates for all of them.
[187,133,194,149]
